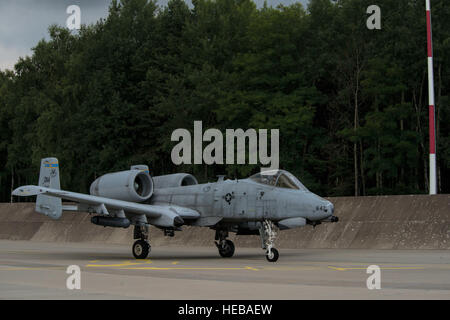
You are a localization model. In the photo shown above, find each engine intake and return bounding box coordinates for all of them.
[90,170,153,202]
[152,173,198,189]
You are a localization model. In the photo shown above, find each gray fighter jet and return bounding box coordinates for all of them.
[12,157,338,262]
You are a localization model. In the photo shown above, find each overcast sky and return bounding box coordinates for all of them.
[0,0,309,71]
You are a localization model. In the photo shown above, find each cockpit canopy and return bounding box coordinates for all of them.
[249,170,308,191]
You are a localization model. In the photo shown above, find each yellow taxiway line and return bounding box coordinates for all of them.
[83,260,259,271]
[86,261,151,267]
[120,266,259,271]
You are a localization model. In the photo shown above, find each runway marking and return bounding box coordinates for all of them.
[263,266,320,271]
[85,259,259,271]
[328,266,426,271]
[119,266,259,271]
[86,260,150,268]
[245,266,259,271]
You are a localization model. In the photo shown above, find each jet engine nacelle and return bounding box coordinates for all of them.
[90,169,154,202]
[152,173,198,189]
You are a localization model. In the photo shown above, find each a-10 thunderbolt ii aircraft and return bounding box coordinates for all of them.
[12,157,338,262]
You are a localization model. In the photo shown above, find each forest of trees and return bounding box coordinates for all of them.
[0,0,449,201]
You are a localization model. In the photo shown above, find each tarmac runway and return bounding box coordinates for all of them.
[0,240,449,299]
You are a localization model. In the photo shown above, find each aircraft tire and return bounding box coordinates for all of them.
[133,240,150,259]
[266,248,279,262]
[218,240,235,258]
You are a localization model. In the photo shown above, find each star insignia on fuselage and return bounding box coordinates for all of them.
[224,193,233,205]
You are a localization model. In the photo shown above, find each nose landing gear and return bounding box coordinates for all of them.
[266,247,279,262]
[260,220,279,262]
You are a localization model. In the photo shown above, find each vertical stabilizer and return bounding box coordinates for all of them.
[36,157,62,219]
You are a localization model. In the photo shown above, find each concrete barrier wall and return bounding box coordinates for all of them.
[0,194,449,249]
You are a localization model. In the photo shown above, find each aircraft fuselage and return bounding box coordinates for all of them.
[150,179,333,226]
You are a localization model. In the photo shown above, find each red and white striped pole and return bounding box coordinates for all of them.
[426,0,437,194]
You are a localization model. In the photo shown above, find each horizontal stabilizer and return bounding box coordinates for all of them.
[62,205,78,211]
[12,186,46,196]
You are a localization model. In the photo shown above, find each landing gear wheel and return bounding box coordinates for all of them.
[266,248,279,262]
[260,220,279,262]
[218,240,235,258]
[133,239,150,259]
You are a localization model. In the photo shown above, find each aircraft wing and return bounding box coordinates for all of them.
[12,185,200,223]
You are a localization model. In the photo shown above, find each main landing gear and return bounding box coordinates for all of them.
[260,220,279,262]
[214,221,279,262]
[215,229,235,258]
[132,225,150,259]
